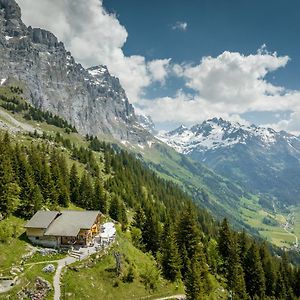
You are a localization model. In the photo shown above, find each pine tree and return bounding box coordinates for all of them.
[184,256,204,300]
[40,156,57,205]
[94,179,107,213]
[109,193,120,221]
[244,243,266,299]
[275,271,287,300]
[176,202,209,294]
[133,206,146,230]
[69,164,80,205]
[50,150,69,207]
[229,240,248,299]
[31,185,44,212]
[14,145,36,217]
[218,218,232,274]
[142,205,161,255]
[293,267,300,297]
[79,172,94,209]
[0,133,21,216]
[160,220,182,282]
[206,238,221,274]
[218,219,248,299]
[259,243,276,297]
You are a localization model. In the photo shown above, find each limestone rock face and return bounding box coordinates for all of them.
[0,0,152,144]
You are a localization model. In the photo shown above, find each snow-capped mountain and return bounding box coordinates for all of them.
[158,117,300,155]
[158,118,300,207]
[136,114,157,134]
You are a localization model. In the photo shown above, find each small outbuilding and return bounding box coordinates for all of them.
[25,210,101,248]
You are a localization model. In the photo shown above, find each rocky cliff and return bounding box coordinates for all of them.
[0,0,152,143]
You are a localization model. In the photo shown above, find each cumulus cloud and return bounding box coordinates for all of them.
[148,59,171,84]
[15,1,300,133]
[172,21,188,31]
[265,111,300,135]
[17,0,171,103]
[141,48,300,133]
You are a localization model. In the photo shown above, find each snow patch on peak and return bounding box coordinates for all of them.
[88,66,108,77]
[157,118,287,154]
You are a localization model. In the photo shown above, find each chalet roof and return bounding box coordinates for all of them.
[24,211,59,229]
[44,210,100,237]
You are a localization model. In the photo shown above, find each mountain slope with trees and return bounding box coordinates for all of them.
[1,105,300,298]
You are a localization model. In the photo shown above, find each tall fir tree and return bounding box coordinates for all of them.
[244,243,266,299]
[160,219,182,282]
[69,163,80,205]
[94,179,107,213]
[142,205,161,255]
[0,133,20,216]
[184,256,204,300]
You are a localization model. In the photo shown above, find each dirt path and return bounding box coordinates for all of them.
[152,295,185,300]
[53,257,77,300]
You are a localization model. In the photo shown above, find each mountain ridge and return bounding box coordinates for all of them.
[158,117,300,154]
[158,117,300,207]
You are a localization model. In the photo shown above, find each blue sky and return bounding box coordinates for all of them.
[103,0,300,132]
[18,0,300,133]
[103,0,300,90]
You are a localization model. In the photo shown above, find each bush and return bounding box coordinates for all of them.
[140,265,161,291]
[122,263,136,283]
[0,220,15,243]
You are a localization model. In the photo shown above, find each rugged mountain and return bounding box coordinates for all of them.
[136,114,157,134]
[0,0,152,143]
[158,117,300,207]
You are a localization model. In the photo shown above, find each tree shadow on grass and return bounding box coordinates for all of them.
[18,232,30,243]
[104,267,117,273]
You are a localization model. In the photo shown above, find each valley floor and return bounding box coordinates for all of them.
[241,197,300,250]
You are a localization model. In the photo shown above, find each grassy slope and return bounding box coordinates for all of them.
[62,227,185,300]
[0,216,184,299]
[0,216,56,300]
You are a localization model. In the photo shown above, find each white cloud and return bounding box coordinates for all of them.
[141,48,300,133]
[148,59,171,84]
[265,111,300,135]
[172,21,188,31]
[17,0,171,103]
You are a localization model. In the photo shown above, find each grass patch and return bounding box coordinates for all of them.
[0,216,27,272]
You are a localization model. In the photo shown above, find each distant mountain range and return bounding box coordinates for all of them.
[158,117,300,207]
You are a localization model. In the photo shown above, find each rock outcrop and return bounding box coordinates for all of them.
[0,0,152,144]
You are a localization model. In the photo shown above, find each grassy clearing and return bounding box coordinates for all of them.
[259,230,295,247]
[240,197,300,248]
[0,216,27,272]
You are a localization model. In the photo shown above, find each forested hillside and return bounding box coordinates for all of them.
[1,127,300,299]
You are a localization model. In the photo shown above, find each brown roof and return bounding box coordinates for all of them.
[24,211,59,229]
[44,210,100,237]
